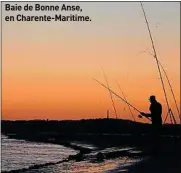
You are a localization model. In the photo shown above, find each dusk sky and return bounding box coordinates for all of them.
[2,2,180,123]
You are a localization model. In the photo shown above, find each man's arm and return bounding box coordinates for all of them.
[141,112,152,117]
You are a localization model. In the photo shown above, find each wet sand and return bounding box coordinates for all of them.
[3,134,181,173]
[2,119,181,173]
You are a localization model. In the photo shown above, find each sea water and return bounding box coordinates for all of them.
[2,135,140,173]
[1,135,78,172]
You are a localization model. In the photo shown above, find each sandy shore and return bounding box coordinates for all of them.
[2,119,181,173]
[3,133,181,173]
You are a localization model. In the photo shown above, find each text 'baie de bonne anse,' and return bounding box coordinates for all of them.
[5,4,91,22]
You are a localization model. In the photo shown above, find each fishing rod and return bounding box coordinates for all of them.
[117,82,136,122]
[93,78,151,122]
[137,51,180,124]
[102,70,118,119]
[140,2,176,124]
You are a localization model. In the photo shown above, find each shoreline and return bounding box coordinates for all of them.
[2,133,146,173]
[2,134,93,173]
[2,133,181,173]
[2,119,181,173]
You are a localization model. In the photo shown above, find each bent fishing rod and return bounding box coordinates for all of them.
[140,2,176,124]
[93,78,151,122]
[138,51,180,123]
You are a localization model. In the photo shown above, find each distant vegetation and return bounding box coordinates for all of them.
[1,119,181,149]
[2,118,180,135]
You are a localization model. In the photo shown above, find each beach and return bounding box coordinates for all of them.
[2,134,141,173]
[2,119,181,173]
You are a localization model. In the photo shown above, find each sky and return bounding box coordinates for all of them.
[2,2,180,123]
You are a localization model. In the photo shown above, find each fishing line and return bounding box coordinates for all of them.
[136,50,180,123]
[117,82,136,122]
[140,2,177,124]
[102,70,118,119]
[93,78,151,122]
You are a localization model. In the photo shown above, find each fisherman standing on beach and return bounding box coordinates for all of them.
[141,95,162,129]
[140,95,162,154]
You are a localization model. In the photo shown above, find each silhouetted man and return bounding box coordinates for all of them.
[141,95,162,155]
[141,95,162,130]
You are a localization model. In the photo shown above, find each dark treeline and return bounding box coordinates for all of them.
[2,119,181,149]
[2,118,181,135]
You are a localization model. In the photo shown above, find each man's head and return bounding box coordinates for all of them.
[149,95,156,103]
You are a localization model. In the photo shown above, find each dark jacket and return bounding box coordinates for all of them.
[149,101,162,128]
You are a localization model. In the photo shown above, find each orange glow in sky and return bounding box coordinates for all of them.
[2,2,180,123]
